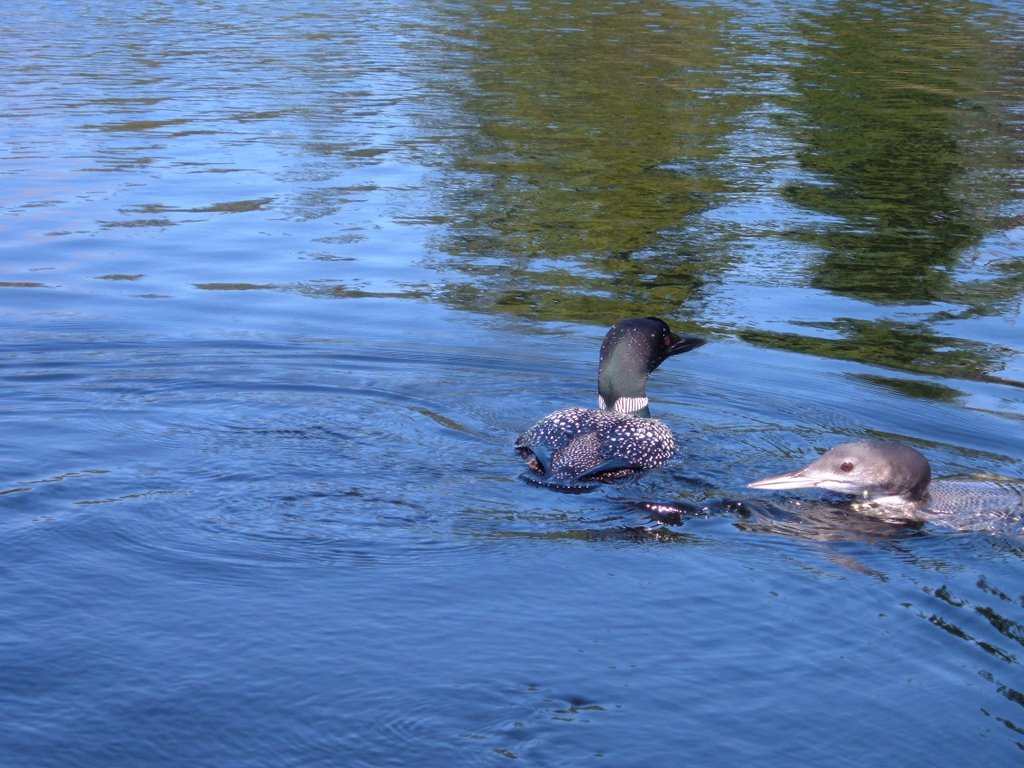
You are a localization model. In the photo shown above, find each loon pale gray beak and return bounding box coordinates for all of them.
[747,469,821,491]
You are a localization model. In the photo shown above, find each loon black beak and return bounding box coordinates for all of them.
[667,335,706,357]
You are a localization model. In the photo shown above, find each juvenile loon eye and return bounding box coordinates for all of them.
[839,461,855,473]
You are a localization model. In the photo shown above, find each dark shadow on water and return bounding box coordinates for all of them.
[623,496,927,543]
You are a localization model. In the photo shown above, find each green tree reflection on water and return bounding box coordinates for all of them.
[751,1,1024,383]
[423,0,747,327]
[784,7,984,301]
[420,0,1022,385]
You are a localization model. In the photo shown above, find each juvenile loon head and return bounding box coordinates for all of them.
[747,440,932,505]
[597,317,704,417]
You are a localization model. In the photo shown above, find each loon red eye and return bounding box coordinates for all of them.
[839,461,855,473]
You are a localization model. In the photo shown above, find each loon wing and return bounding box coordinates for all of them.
[576,456,643,481]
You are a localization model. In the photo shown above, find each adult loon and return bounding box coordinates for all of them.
[748,440,1024,529]
[516,317,705,490]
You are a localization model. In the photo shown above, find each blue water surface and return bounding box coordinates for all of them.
[2,1,1024,766]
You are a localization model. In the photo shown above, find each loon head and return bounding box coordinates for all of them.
[597,317,704,416]
[747,440,932,505]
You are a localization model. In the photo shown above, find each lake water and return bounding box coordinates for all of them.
[3,1,1024,765]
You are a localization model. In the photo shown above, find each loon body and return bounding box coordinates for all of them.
[748,440,1024,530]
[516,317,704,490]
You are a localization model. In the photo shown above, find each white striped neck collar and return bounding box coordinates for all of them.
[598,395,649,415]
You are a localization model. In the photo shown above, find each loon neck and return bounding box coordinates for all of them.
[857,491,924,507]
[598,394,651,417]
[598,345,654,417]
[852,491,929,521]
[855,463,931,510]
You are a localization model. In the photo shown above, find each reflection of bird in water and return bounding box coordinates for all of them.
[516,317,704,491]
[747,440,1024,533]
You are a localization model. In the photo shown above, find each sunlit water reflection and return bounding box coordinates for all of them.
[2,0,1023,765]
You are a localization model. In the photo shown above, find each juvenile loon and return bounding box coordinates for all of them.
[516,317,704,490]
[748,440,1024,529]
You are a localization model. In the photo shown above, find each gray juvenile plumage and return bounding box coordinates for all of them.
[748,440,1024,532]
[516,317,704,490]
